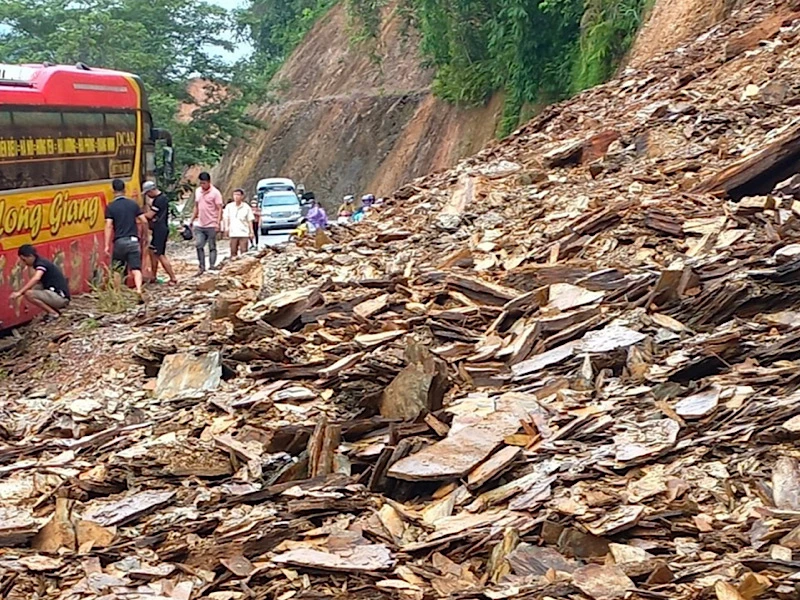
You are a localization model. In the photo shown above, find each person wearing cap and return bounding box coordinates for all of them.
[143,181,178,285]
[337,195,355,224]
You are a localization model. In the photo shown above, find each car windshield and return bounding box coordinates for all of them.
[261,193,298,207]
[259,184,294,193]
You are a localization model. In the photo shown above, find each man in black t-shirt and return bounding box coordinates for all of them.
[105,178,148,296]
[143,181,178,285]
[11,245,71,317]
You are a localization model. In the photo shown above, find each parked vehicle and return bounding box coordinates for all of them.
[256,177,296,194]
[260,190,303,233]
[0,63,173,328]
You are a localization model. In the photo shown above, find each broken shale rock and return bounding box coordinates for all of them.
[379,339,448,420]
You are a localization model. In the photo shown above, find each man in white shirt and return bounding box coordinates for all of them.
[222,188,255,257]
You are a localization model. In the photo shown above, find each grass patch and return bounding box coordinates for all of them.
[79,317,101,331]
[89,266,137,314]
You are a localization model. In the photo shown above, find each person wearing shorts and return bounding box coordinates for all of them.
[143,181,178,285]
[10,245,71,318]
[104,179,148,296]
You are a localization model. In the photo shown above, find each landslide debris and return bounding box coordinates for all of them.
[6,1,800,599]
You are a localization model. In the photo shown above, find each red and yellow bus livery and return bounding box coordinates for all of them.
[0,63,172,328]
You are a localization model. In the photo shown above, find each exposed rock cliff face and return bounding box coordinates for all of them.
[216,0,747,207]
[214,3,502,207]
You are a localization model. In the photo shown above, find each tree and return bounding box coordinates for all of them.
[233,0,336,93]
[0,0,248,172]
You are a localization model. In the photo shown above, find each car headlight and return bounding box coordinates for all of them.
[290,211,301,217]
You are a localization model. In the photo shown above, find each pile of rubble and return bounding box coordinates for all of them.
[7,0,800,599]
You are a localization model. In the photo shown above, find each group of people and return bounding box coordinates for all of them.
[11,172,234,319]
[10,175,382,320]
[337,193,377,224]
[11,177,177,318]
[189,171,260,274]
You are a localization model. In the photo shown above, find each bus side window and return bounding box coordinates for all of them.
[62,112,106,183]
[0,109,137,191]
[0,110,16,191]
[1,110,63,189]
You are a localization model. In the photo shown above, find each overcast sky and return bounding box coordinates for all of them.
[211,0,253,63]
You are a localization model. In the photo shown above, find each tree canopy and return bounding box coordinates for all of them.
[0,0,652,174]
[233,0,336,93]
[0,0,246,173]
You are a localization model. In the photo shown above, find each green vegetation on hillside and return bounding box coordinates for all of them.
[0,0,652,173]
[347,0,650,136]
[235,0,337,92]
[0,0,249,174]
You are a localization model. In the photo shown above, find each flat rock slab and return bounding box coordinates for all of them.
[585,505,645,536]
[573,564,634,600]
[82,490,176,527]
[507,544,576,576]
[513,324,646,381]
[773,457,800,511]
[614,418,680,465]
[272,544,394,572]
[578,324,646,354]
[388,406,524,482]
[545,283,605,312]
[155,352,222,400]
[512,342,578,380]
[467,446,521,490]
[675,387,720,419]
[236,285,321,328]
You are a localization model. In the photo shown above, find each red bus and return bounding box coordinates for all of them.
[0,63,172,328]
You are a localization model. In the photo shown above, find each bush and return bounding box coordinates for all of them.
[89,266,137,314]
[348,0,651,137]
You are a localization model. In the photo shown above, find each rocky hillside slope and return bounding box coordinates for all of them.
[214,0,742,207]
[5,1,800,600]
[214,3,503,205]
[628,0,743,66]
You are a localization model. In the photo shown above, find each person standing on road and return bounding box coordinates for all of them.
[222,188,255,258]
[10,245,70,319]
[307,199,328,231]
[250,193,261,247]
[143,181,178,286]
[105,178,148,297]
[191,171,223,275]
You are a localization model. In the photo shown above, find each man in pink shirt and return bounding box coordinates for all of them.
[191,171,223,274]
